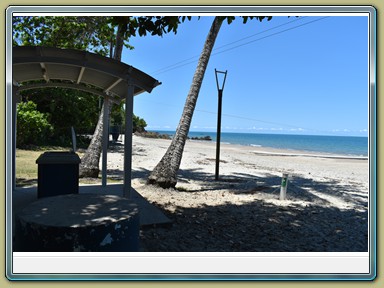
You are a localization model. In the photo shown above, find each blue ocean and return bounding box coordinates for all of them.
[151,131,368,157]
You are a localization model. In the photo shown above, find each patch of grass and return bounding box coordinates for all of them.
[16,147,118,187]
[16,149,42,185]
[16,147,77,186]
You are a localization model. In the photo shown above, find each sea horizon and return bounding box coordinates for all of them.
[148,130,369,157]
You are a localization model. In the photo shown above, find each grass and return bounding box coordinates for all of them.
[16,149,40,187]
[16,147,69,187]
[15,146,121,187]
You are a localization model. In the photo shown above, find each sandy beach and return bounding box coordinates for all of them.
[105,135,369,252]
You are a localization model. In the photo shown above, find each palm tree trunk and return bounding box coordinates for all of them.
[79,21,125,178]
[148,17,223,188]
[79,101,108,177]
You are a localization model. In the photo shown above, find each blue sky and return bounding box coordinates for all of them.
[123,15,369,137]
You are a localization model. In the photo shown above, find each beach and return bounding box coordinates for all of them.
[106,135,369,252]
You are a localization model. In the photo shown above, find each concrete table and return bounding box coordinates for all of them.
[14,194,140,252]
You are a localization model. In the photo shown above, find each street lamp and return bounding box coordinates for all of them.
[215,69,227,181]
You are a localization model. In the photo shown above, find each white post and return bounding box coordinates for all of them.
[12,86,20,190]
[102,96,110,187]
[123,84,134,198]
[280,173,289,200]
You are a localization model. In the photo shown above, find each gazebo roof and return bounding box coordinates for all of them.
[12,46,161,102]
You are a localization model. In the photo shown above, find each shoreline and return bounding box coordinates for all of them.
[187,138,368,160]
[147,130,368,158]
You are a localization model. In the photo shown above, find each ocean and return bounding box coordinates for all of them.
[150,130,369,157]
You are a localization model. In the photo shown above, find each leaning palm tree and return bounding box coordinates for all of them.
[79,20,125,178]
[147,16,224,188]
[148,16,272,188]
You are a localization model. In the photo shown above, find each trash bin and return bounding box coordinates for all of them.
[110,125,120,142]
[36,151,81,198]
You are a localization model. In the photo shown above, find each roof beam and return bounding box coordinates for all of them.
[104,78,123,93]
[40,62,49,82]
[77,67,85,84]
[17,82,121,104]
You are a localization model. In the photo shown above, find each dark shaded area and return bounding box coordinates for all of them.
[141,199,367,252]
[138,168,368,252]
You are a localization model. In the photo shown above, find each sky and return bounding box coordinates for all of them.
[122,15,369,137]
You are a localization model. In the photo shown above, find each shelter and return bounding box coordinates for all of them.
[12,46,161,197]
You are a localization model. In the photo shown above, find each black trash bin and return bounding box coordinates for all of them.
[36,151,81,198]
[110,125,120,142]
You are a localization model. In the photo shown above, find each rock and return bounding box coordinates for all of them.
[190,136,212,141]
[134,131,171,140]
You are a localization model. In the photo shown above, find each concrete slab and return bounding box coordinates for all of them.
[12,184,172,232]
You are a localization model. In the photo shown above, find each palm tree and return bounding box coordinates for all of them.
[147,16,223,188]
[79,20,125,178]
[78,100,108,177]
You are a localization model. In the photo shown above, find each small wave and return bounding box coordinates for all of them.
[250,144,262,147]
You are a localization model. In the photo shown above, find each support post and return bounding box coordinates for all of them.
[123,84,134,198]
[215,90,223,181]
[12,86,20,191]
[280,173,289,200]
[102,96,110,187]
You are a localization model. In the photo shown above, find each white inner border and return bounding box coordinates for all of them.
[13,252,369,275]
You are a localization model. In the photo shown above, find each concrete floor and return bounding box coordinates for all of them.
[11,183,172,234]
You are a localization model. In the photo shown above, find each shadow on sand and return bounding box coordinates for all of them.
[137,168,368,252]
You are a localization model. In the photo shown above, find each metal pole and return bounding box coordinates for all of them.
[215,89,222,181]
[214,69,227,181]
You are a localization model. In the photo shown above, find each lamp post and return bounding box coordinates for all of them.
[215,69,227,181]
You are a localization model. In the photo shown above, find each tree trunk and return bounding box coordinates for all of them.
[79,101,108,178]
[79,21,125,178]
[113,23,124,60]
[147,17,223,189]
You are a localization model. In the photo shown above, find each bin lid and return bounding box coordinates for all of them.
[36,151,81,164]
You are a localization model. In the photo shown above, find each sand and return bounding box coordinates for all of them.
[105,135,369,252]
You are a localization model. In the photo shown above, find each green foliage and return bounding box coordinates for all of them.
[217,16,273,25]
[109,16,192,39]
[133,114,147,133]
[20,88,100,145]
[13,16,115,55]
[16,101,53,147]
[110,103,125,126]
[12,16,192,55]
